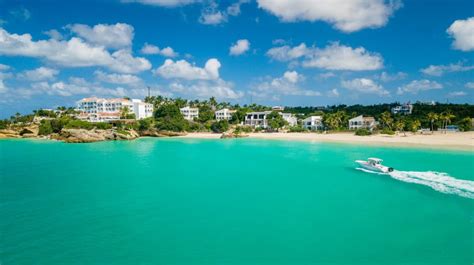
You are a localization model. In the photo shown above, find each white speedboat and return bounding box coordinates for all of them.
[356,158,393,173]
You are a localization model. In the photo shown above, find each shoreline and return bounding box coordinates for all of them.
[177,131,474,151]
[2,131,473,151]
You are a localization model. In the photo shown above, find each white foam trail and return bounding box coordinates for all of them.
[356,168,474,199]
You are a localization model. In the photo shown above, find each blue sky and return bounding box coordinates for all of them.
[0,0,473,117]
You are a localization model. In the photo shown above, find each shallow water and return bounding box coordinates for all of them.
[1,138,473,264]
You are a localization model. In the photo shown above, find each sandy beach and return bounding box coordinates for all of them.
[178,131,474,151]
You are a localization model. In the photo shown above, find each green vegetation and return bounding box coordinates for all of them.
[288,125,307,132]
[211,120,229,133]
[355,128,372,136]
[154,103,188,132]
[380,128,395,135]
[267,111,288,131]
[64,120,112,130]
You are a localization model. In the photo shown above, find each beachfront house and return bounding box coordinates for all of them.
[391,103,413,115]
[76,97,153,122]
[244,111,297,128]
[349,115,376,131]
[302,116,324,131]
[215,108,235,121]
[180,106,199,121]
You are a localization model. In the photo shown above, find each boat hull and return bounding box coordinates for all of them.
[356,160,393,173]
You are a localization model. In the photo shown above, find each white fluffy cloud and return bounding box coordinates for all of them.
[15,77,140,98]
[379,71,407,82]
[227,0,250,16]
[124,0,198,7]
[229,39,250,56]
[327,88,340,97]
[43,29,63,40]
[447,17,474,51]
[420,62,474,76]
[448,91,467,97]
[94,70,141,85]
[19,67,59,81]
[140,43,178,57]
[303,43,383,70]
[254,71,321,97]
[266,43,310,61]
[169,79,243,99]
[200,11,227,25]
[341,78,389,96]
[0,63,10,71]
[154,58,220,80]
[257,0,402,32]
[397,80,443,95]
[199,0,249,25]
[0,27,151,73]
[68,23,134,49]
[266,42,383,71]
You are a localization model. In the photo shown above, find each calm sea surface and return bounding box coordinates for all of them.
[1,138,473,265]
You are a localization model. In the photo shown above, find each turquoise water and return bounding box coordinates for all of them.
[1,138,473,265]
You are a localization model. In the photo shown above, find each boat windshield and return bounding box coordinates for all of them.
[368,158,382,164]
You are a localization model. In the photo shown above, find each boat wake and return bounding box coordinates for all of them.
[356,168,474,199]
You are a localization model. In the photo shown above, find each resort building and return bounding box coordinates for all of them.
[272,106,285,111]
[132,99,154,120]
[349,115,377,131]
[244,111,297,128]
[180,106,199,121]
[76,97,153,122]
[302,116,324,130]
[391,103,413,115]
[215,108,235,121]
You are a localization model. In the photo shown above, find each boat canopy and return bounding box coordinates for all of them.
[368,158,383,163]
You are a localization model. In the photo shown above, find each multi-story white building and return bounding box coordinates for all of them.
[180,106,199,121]
[391,103,413,115]
[76,97,153,122]
[302,116,324,130]
[215,108,235,121]
[280,113,297,126]
[349,115,376,131]
[244,111,297,128]
[132,99,154,119]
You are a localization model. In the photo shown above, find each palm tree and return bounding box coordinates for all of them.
[380,111,393,130]
[120,106,130,119]
[394,120,405,136]
[411,120,421,133]
[440,111,455,133]
[427,112,438,133]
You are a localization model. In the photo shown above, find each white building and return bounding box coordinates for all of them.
[180,106,199,121]
[76,97,153,122]
[349,115,376,131]
[272,106,285,111]
[280,113,297,126]
[244,111,297,128]
[302,116,324,130]
[215,108,235,121]
[132,99,154,119]
[391,103,413,115]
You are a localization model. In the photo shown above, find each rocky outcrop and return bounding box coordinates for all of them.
[58,128,139,143]
[139,129,187,137]
[0,129,20,139]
